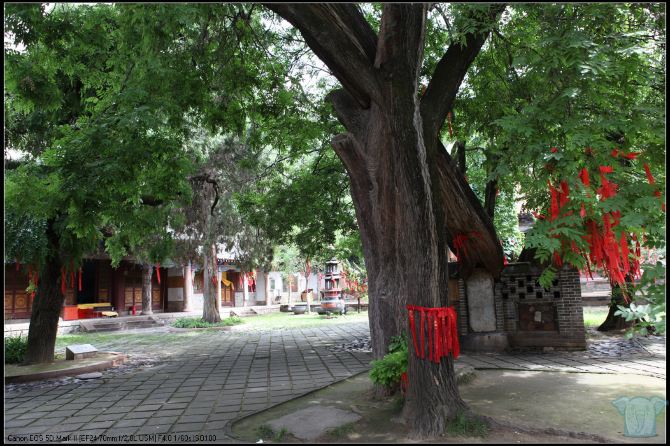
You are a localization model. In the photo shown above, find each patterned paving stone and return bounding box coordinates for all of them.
[4,321,371,443]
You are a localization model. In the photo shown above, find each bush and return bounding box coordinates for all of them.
[5,335,28,364]
[369,334,408,389]
[172,316,243,328]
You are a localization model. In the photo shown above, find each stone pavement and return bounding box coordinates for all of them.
[459,334,666,379]
[4,320,666,443]
[4,323,371,443]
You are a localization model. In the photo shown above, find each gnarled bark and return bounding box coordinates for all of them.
[266,3,505,436]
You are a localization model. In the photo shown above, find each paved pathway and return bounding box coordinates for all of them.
[459,334,666,379]
[4,323,371,443]
[4,321,666,443]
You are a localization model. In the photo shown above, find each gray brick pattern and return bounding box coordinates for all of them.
[4,323,371,443]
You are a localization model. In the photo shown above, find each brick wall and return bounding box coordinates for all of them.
[494,263,586,348]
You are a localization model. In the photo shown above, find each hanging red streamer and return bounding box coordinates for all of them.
[643,163,655,184]
[549,181,559,220]
[407,305,460,364]
[155,263,161,285]
[579,168,590,187]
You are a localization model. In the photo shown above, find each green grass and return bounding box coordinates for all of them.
[240,311,368,330]
[583,306,609,329]
[446,412,489,438]
[325,422,355,440]
[172,316,243,328]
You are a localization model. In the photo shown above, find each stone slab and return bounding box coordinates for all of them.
[267,405,361,441]
[466,270,497,332]
[65,344,98,360]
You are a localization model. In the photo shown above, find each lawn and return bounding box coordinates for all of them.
[54,310,369,351]
[239,310,369,330]
[583,306,609,329]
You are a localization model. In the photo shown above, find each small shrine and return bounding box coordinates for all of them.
[321,259,342,300]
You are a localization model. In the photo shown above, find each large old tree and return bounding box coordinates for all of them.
[266,4,505,435]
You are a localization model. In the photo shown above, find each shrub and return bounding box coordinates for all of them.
[369,334,408,389]
[5,335,28,364]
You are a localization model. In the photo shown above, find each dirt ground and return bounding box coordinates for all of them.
[232,370,664,443]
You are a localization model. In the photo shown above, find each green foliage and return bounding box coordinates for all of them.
[369,334,408,389]
[452,3,665,289]
[172,316,243,328]
[4,336,29,364]
[446,411,489,438]
[615,260,666,337]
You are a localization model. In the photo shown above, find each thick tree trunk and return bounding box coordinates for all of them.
[266,3,504,437]
[141,264,153,315]
[598,281,633,331]
[202,245,221,323]
[24,220,63,364]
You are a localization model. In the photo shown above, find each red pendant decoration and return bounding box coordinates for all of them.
[407,306,460,363]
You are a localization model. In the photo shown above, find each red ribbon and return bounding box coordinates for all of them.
[156,263,161,284]
[407,306,460,364]
[549,181,559,221]
[643,163,655,184]
[579,168,590,187]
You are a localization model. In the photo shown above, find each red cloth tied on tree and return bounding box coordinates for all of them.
[597,166,618,200]
[531,211,545,220]
[453,234,469,260]
[550,147,558,153]
[549,181,559,221]
[610,148,620,158]
[400,372,409,395]
[580,203,586,218]
[407,305,460,363]
[643,163,655,184]
[61,267,67,296]
[155,263,161,284]
[70,271,75,291]
[579,168,590,187]
[623,152,640,160]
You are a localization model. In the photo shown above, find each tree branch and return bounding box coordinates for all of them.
[421,4,506,142]
[265,4,379,108]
